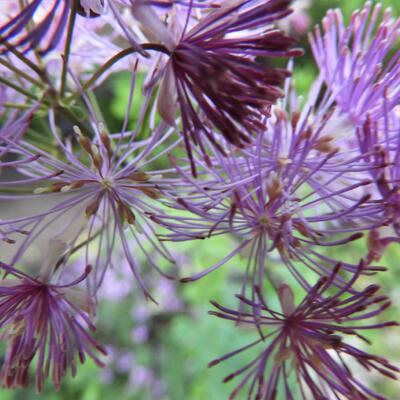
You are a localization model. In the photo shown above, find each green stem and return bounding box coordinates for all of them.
[55,229,102,270]
[27,129,56,150]
[0,187,36,194]
[1,41,48,81]
[3,102,36,110]
[60,0,78,96]
[0,76,41,101]
[55,104,92,136]
[0,58,46,88]
[86,89,106,127]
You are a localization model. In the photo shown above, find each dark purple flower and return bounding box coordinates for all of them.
[157,0,302,173]
[209,263,399,399]
[0,262,106,392]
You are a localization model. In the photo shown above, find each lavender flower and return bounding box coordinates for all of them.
[0,0,107,55]
[309,1,400,126]
[0,3,134,102]
[0,262,106,392]
[209,264,399,399]
[305,1,400,257]
[155,76,386,295]
[0,70,180,299]
[356,112,400,252]
[1,0,74,55]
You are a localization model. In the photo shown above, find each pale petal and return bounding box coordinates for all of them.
[131,0,176,50]
[278,284,296,317]
[157,63,177,126]
[39,239,68,281]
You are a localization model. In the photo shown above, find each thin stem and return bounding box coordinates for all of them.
[55,229,103,270]
[60,0,78,95]
[55,104,92,136]
[67,43,171,101]
[0,187,36,193]
[86,89,106,126]
[3,102,37,110]
[0,58,46,88]
[0,74,90,135]
[1,40,48,81]
[0,76,41,101]
[27,128,56,149]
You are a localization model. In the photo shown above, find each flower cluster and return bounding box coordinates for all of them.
[0,0,399,397]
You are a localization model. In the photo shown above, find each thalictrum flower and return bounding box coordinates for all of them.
[356,111,400,255]
[209,264,399,399]
[153,0,303,174]
[1,0,74,55]
[0,0,110,55]
[0,69,180,299]
[309,1,400,126]
[0,261,106,392]
[154,75,386,296]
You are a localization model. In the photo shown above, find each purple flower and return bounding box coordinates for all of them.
[0,262,106,392]
[0,0,73,55]
[154,81,386,295]
[0,3,134,95]
[0,0,107,55]
[208,263,399,399]
[357,112,400,248]
[0,72,180,300]
[156,0,302,173]
[0,108,34,159]
[309,2,400,126]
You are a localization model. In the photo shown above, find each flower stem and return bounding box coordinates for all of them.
[60,0,78,96]
[3,102,36,110]
[67,43,171,102]
[0,76,41,101]
[1,40,49,82]
[0,58,46,88]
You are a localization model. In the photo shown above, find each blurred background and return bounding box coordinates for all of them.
[3,1,400,399]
